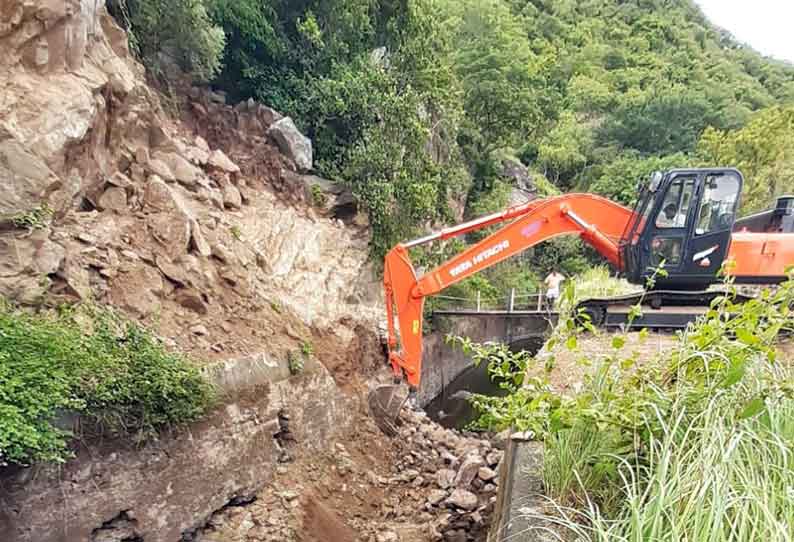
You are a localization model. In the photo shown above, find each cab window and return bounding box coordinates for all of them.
[696,173,741,235]
[655,177,696,229]
[651,237,682,267]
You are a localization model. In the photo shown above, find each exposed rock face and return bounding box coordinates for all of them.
[268,117,313,172]
[500,157,538,206]
[0,3,386,541]
[0,138,60,216]
[0,357,351,542]
[0,0,139,216]
[0,0,380,345]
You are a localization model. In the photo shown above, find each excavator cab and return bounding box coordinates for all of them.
[621,168,744,290]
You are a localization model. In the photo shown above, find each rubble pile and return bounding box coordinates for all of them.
[386,409,502,542]
[190,408,502,542]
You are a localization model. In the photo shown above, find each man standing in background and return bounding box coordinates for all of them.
[544,270,565,309]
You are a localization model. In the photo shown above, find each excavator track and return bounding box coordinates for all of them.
[578,290,756,330]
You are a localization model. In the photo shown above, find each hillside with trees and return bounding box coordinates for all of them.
[110,0,794,284]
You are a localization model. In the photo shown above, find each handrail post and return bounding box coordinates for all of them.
[509,288,515,313]
[537,288,543,311]
[476,290,481,312]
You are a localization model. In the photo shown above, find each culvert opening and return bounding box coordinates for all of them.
[425,335,546,429]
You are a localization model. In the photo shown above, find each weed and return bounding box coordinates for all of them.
[300,340,314,358]
[287,351,304,375]
[461,271,794,538]
[12,205,53,231]
[310,184,327,207]
[230,225,242,241]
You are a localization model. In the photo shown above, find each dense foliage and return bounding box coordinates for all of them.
[112,0,794,280]
[0,303,214,466]
[698,105,794,213]
[109,0,226,82]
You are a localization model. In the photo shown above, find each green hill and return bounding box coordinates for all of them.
[112,0,794,262]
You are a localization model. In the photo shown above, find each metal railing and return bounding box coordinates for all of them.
[433,288,553,313]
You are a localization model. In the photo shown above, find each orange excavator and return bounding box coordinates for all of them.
[369,168,794,431]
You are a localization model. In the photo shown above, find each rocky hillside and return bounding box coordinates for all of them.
[0,0,382,383]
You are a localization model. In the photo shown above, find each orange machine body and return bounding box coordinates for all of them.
[728,233,794,278]
[383,194,635,388]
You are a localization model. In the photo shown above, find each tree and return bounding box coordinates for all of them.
[589,152,691,205]
[109,0,225,82]
[599,87,711,155]
[698,106,794,213]
[452,0,548,155]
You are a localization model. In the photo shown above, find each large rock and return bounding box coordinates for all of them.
[144,177,194,255]
[0,137,59,216]
[454,455,485,489]
[222,184,242,210]
[152,151,203,187]
[0,230,64,303]
[146,158,175,182]
[446,489,478,511]
[500,157,537,206]
[147,213,191,255]
[267,117,313,172]
[208,149,240,174]
[97,186,127,212]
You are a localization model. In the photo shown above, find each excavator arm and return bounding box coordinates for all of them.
[383,194,635,388]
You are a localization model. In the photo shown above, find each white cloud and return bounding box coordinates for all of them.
[695,0,794,63]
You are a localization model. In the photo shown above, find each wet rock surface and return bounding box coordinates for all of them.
[189,409,501,542]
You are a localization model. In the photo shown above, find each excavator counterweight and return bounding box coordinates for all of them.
[369,168,794,433]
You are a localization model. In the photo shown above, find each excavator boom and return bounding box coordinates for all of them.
[383,194,635,388]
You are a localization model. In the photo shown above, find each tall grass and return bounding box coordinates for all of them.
[556,266,639,316]
[530,276,794,541]
[540,356,794,541]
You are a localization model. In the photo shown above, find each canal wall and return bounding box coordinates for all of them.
[419,313,555,407]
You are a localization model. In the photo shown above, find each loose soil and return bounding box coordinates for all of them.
[191,407,503,542]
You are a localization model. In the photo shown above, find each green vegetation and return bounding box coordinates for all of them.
[698,105,794,213]
[457,274,794,538]
[0,302,214,466]
[310,184,327,207]
[288,340,314,375]
[300,340,314,358]
[111,0,794,274]
[11,205,53,231]
[108,0,225,82]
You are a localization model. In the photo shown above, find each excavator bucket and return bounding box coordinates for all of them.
[367,383,410,437]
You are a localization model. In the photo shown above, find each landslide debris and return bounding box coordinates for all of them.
[0,0,382,388]
[189,409,502,542]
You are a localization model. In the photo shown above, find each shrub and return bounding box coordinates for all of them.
[0,302,214,466]
[11,205,53,231]
[109,0,225,82]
